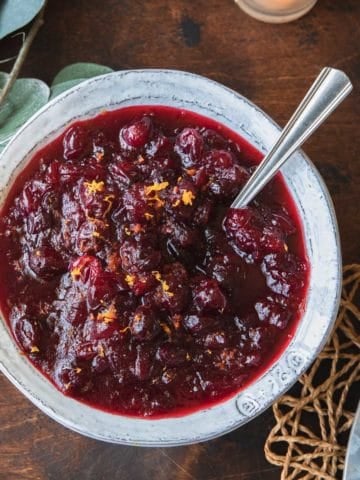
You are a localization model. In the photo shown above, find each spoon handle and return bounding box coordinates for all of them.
[231,67,353,209]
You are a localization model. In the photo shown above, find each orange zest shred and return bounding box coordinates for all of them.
[124,226,131,236]
[97,303,117,324]
[152,271,174,297]
[160,322,172,336]
[172,199,181,208]
[98,344,105,358]
[119,326,131,334]
[149,194,165,208]
[144,181,169,195]
[137,155,145,164]
[125,274,135,287]
[70,266,82,280]
[86,215,109,228]
[95,151,104,161]
[181,190,196,206]
[177,176,183,183]
[84,180,105,194]
[103,194,115,216]
[92,231,101,238]
[185,168,197,176]
[133,313,142,322]
[144,212,154,220]
[144,182,168,209]
[74,367,82,374]
[30,346,40,353]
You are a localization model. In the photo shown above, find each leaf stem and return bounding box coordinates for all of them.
[0,2,47,107]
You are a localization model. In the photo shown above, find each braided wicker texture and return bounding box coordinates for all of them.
[265,264,360,480]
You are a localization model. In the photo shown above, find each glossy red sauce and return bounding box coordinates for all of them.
[0,106,309,417]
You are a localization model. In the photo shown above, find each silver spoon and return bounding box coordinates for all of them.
[231,67,353,209]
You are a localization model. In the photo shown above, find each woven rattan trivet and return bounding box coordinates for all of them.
[265,264,360,480]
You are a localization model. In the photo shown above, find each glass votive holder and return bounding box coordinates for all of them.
[235,0,318,23]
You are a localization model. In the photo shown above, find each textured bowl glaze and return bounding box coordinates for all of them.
[0,70,341,446]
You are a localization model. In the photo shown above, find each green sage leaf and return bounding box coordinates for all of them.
[0,72,50,147]
[0,0,45,40]
[52,62,113,86]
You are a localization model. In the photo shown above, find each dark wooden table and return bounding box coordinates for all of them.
[1,1,359,479]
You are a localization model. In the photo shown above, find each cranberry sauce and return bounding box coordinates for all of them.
[0,106,309,417]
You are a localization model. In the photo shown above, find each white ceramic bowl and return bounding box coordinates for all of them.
[0,70,341,446]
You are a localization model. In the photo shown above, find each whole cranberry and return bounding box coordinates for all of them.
[204,149,235,170]
[192,277,227,313]
[63,125,91,160]
[70,255,117,308]
[120,238,161,273]
[161,219,199,248]
[79,182,114,219]
[54,363,91,394]
[261,253,307,297]
[259,204,296,237]
[87,267,118,309]
[81,157,107,181]
[149,156,180,183]
[223,207,286,262]
[132,273,157,296]
[183,314,215,334]
[206,152,249,197]
[12,315,42,353]
[119,117,152,149]
[109,158,139,186]
[146,132,173,158]
[152,263,190,313]
[206,253,246,289]
[123,184,153,223]
[28,246,67,279]
[254,294,292,329]
[224,207,256,231]
[20,180,51,214]
[174,128,204,167]
[200,128,227,149]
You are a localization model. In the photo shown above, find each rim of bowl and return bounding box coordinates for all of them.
[0,69,342,446]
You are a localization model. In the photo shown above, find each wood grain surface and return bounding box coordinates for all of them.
[1,1,359,479]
